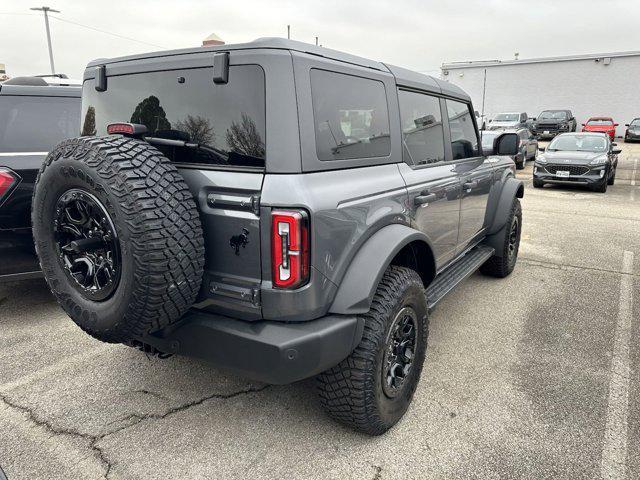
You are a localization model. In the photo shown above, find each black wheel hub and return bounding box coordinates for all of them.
[53,189,121,301]
[508,216,519,261]
[382,307,418,398]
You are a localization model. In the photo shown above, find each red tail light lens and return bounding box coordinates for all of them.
[271,210,309,289]
[106,123,148,136]
[0,168,18,203]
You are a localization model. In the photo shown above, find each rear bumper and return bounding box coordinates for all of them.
[139,311,364,385]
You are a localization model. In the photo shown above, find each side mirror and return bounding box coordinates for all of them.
[625,123,630,127]
[493,132,519,156]
[539,147,546,152]
[581,123,586,126]
[488,119,493,123]
[612,149,622,154]
[614,123,619,127]
[612,142,617,146]
[532,117,537,121]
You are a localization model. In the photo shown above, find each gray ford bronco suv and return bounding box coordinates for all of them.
[32,38,523,435]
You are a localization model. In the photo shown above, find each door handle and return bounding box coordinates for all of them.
[463,180,478,189]
[414,193,437,206]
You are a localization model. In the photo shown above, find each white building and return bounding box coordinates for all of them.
[441,51,640,137]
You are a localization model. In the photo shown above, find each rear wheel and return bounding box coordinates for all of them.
[480,199,522,278]
[32,136,205,343]
[317,266,428,435]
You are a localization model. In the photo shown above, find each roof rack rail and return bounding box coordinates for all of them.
[35,73,69,79]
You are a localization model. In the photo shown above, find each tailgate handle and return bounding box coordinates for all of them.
[414,193,437,206]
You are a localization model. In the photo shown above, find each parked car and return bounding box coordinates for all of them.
[31,38,523,435]
[487,112,529,130]
[482,128,537,169]
[533,132,620,192]
[0,75,81,282]
[531,110,577,139]
[582,117,617,140]
[624,118,640,142]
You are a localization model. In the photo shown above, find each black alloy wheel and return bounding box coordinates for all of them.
[382,306,418,399]
[53,188,121,302]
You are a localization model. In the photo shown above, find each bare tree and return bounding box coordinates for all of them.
[81,106,96,136]
[175,115,215,145]
[225,113,265,159]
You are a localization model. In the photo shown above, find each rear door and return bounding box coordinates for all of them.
[82,54,272,320]
[443,98,494,253]
[396,89,461,268]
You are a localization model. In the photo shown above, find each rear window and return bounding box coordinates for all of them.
[0,95,80,153]
[82,65,266,168]
[587,119,613,126]
[310,69,390,161]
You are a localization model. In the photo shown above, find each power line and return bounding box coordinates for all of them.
[49,15,167,49]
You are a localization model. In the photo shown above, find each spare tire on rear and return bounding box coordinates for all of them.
[32,135,205,344]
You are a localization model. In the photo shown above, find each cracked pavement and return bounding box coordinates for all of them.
[0,144,638,479]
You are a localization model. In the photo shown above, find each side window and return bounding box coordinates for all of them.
[310,69,391,161]
[397,90,445,166]
[446,99,479,160]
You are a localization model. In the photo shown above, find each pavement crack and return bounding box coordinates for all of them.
[0,392,113,479]
[520,257,640,277]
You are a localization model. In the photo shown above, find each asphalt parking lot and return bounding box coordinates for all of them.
[1,143,638,480]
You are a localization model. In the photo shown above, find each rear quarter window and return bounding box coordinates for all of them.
[0,95,80,152]
[310,69,390,161]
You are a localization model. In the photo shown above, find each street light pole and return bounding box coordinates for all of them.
[30,6,60,75]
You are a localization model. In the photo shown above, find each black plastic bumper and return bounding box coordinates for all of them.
[139,311,364,385]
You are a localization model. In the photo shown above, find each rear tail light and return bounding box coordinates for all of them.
[0,168,18,204]
[271,209,309,289]
[107,123,148,136]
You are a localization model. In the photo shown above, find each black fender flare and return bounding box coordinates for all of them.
[328,224,435,315]
[484,176,524,256]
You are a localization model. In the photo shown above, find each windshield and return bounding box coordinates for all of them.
[538,111,567,120]
[493,113,519,122]
[630,119,640,127]
[480,131,499,148]
[587,119,613,126]
[547,134,607,152]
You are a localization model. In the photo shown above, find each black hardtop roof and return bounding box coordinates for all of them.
[0,83,81,97]
[86,37,470,101]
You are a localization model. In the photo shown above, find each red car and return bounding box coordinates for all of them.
[581,117,618,140]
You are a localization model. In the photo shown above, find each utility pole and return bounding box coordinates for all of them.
[287,25,290,39]
[30,6,60,75]
[315,36,318,46]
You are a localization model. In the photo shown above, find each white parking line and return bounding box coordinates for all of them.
[631,159,638,187]
[600,250,634,480]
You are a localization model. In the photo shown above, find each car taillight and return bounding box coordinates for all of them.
[271,209,309,289]
[106,123,148,136]
[0,168,18,203]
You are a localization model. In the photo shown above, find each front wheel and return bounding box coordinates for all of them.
[608,169,616,185]
[480,199,522,278]
[593,176,608,193]
[317,266,428,435]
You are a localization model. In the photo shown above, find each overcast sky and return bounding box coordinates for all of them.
[1,0,637,79]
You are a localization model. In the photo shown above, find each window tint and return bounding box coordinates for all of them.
[311,69,390,161]
[398,90,445,165]
[0,96,80,152]
[82,65,266,168]
[446,99,478,160]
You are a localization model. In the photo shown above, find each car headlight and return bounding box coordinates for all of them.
[590,155,608,165]
[536,155,547,164]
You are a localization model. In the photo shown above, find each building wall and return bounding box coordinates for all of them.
[441,55,640,137]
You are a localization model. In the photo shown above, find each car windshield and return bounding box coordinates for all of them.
[630,119,640,127]
[539,111,567,120]
[480,131,499,148]
[587,119,613,126]
[547,134,607,152]
[493,113,519,122]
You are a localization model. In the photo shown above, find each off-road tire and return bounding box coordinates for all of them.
[516,157,525,170]
[533,179,544,188]
[317,266,428,435]
[480,199,522,278]
[31,136,205,343]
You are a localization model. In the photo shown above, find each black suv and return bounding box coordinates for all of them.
[531,110,577,139]
[0,75,81,282]
[31,39,523,435]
